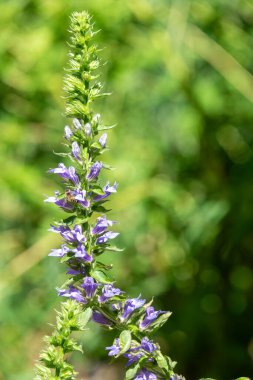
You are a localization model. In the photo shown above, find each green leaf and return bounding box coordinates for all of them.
[91,142,102,150]
[98,124,116,131]
[96,261,113,270]
[53,151,70,158]
[91,186,104,195]
[91,270,112,283]
[119,330,132,355]
[103,163,114,170]
[148,311,172,331]
[62,215,76,225]
[125,362,140,380]
[105,245,124,252]
[155,351,169,372]
[78,307,92,329]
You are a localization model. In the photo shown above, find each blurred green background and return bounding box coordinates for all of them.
[1,0,253,379]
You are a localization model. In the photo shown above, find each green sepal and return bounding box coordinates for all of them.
[118,330,132,356]
[97,124,116,131]
[75,216,89,224]
[96,261,113,270]
[105,245,124,252]
[125,362,141,380]
[103,163,114,170]
[62,215,77,225]
[78,307,92,329]
[57,278,74,290]
[91,185,104,195]
[53,151,71,158]
[60,252,74,263]
[91,269,113,283]
[154,351,169,373]
[145,311,172,332]
[92,204,111,213]
[63,338,83,353]
[91,141,102,150]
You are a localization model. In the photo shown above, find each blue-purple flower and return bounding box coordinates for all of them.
[73,118,82,130]
[48,163,79,185]
[139,306,165,330]
[49,244,69,257]
[58,286,86,303]
[73,243,93,262]
[72,141,81,161]
[92,311,112,326]
[134,369,157,380]
[73,189,90,208]
[81,277,98,298]
[86,161,103,180]
[94,181,118,201]
[64,125,73,140]
[45,192,74,211]
[60,225,86,243]
[96,231,119,244]
[124,337,157,366]
[51,224,86,245]
[140,337,157,353]
[98,284,123,303]
[120,296,146,321]
[84,122,92,135]
[106,338,121,356]
[92,215,115,235]
[98,133,107,148]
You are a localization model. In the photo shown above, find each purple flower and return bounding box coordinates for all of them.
[72,141,81,161]
[66,265,86,276]
[49,224,70,234]
[84,122,92,135]
[98,284,123,303]
[92,311,112,326]
[121,296,146,321]
[124,337,157,366]
[98,133,107,148]
[73,118,82,130]
[51,224,86,244]
[140,337,157,353]
[61,225,86,243]
[44,192,74,211]
[58,286,86,303]
[92,215,115,235]
[73,244,93,263]
[48,163,79,185]
[96,231,119,244]
[64,125,73,140]
[74,189,90,208]
[134,369,157,380]
[139,306,165,330]
[106,338,121,356]
[67,268,81,275]
[86,161,103,180]
[81,277,98,298]
[49,244,69,257]
[94,181,118,201]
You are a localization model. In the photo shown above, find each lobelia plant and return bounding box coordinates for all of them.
[34,10,250,380]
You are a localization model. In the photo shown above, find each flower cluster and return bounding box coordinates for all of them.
[35,11,185,380]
